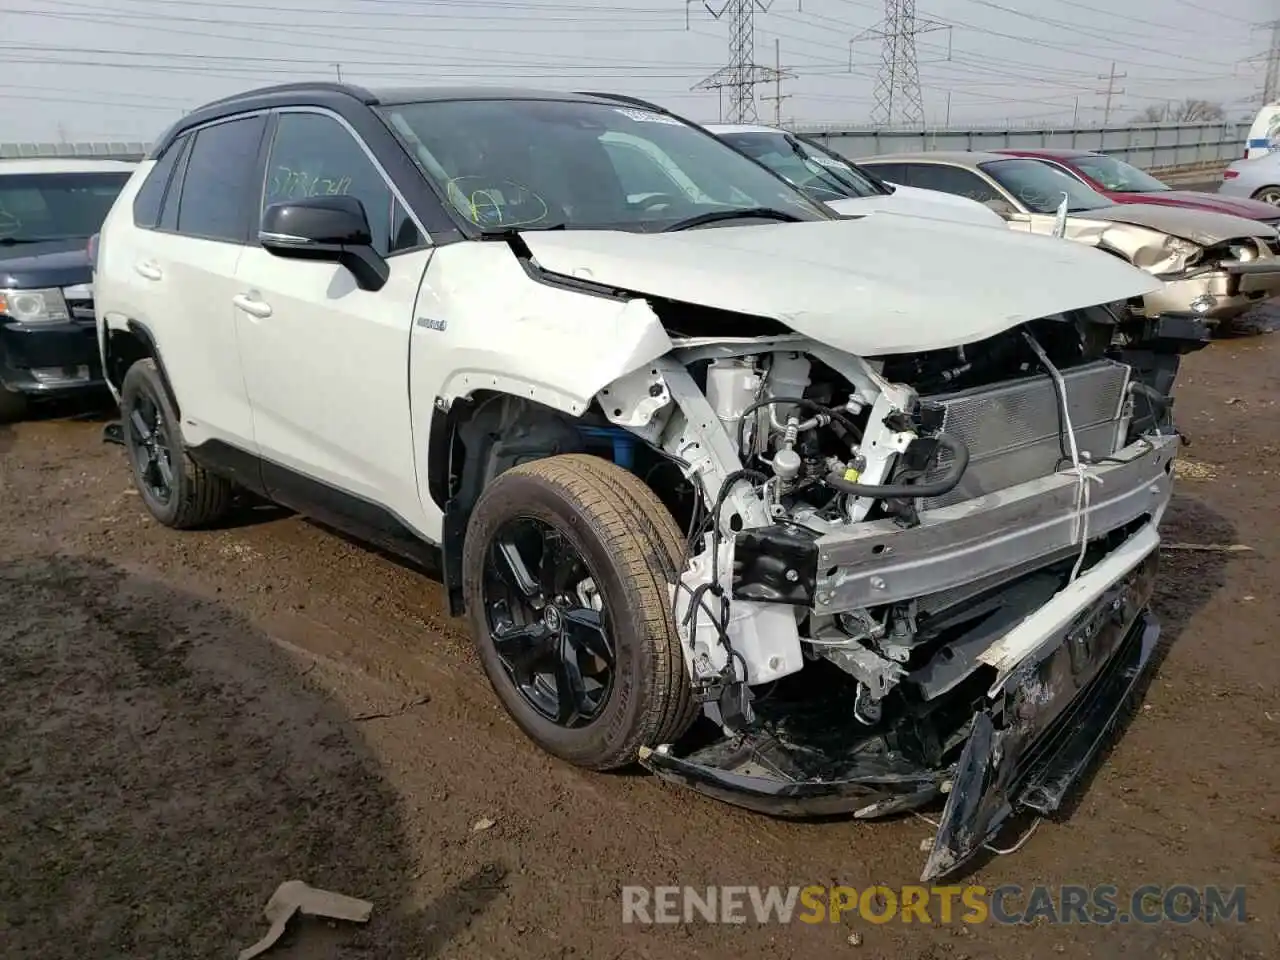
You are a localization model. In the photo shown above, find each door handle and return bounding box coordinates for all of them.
[232,293,273,319]
[134,260,162,281]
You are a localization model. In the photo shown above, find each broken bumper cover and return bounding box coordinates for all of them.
[642,526,1162,880]
[1152,260,1280,322]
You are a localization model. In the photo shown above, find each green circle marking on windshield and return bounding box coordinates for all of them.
[446,177,550,228]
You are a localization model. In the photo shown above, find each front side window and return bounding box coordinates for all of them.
[379,98,830,232]
[1069,154,1170,194]
[978,158,1112,213]
[175,115,267,242]
[0,171,131,243]
[263,112,424,256]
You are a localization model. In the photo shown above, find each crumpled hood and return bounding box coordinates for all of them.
[1106,189,1280,222]
[519,215,1160,356]
[1081,202,1277,245]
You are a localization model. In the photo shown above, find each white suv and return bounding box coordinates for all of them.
[95,83,1200,879]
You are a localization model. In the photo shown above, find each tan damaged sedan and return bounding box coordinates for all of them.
[857,150,1280,324]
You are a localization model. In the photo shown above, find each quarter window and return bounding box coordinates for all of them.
[262,112,423,256]
[132,134,187,229]
[174,115,268,243]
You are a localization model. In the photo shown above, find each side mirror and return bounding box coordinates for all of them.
[259,195,389,292]
[982,197,1018,219]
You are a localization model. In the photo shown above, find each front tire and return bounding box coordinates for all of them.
[462,454,697,771]
[120,359,232,529]
[1251,185,1280,206]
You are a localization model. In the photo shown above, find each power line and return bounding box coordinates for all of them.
[852,0,950,126]
[691,0,791,123]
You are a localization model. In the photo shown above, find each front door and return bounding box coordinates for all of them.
[231,108,435,530]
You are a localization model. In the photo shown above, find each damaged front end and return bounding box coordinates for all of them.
[595,303,1203,881]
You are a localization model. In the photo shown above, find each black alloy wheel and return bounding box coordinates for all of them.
[482,517,615,728]
[126,388,175,507]
[119,359,233,529]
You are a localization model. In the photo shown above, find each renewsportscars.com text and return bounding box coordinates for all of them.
[621,884,1247,926]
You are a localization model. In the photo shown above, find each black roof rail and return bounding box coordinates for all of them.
[200,81,378,109]
[574,91,670,113]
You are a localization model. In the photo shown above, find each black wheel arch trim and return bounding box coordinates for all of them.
[110,319,183,421]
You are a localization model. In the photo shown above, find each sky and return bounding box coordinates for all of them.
[0,0,1273,143]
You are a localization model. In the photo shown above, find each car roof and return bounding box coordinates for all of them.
[856,150,1010,166]
[151,82,676,156]
[993,148,1098,160]
[0,158,137,175]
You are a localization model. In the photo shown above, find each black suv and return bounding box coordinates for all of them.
[0,158,136,421]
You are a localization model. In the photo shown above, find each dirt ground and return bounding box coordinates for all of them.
[2,319,1278,960]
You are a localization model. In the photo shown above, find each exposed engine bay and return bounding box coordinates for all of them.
[588,303,1203,881]
[439,292,1204,882]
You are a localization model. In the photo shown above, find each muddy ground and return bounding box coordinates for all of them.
[1,321,1278,960]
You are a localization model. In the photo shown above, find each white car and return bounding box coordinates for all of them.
[706,122,1005,227]
[94,84,1195,880]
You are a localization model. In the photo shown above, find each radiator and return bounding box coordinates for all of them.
[917,359,1131,511]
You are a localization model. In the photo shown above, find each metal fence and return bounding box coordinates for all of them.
[789,120,1247,171]
[0,119,1250,171]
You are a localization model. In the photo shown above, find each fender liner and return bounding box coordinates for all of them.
[429,393,589,617]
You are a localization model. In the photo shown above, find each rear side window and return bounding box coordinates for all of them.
[174,115,267,243]
[899,164,1003,204]
[132,135,187,228]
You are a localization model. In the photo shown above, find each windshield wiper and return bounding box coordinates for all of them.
[475,223,567,240]
[0,237,47,246]
[784,137,870,197]
[662,208,803,232]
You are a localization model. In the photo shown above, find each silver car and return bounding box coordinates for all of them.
[1219,152,1280,207]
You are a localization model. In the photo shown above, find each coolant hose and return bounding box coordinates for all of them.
[1129,381,1171,411]
[825,432,970,499]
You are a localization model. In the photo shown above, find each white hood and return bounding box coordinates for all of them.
[827,186,1006,228]
[519,214,1162,356]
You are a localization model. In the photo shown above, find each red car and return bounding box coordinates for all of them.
[993,148,1280,223]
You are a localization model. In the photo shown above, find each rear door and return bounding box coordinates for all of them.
[117,113,268,452]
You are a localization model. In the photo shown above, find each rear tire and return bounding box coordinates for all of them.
[462,453,697,771]
[0,384,27,424]
[120,359,232,529]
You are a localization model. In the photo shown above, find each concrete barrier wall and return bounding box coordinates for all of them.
[0,141,149,160]
[789,120,1247,171]
[0,119,1250,172]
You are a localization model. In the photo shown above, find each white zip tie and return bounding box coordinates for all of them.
[1022,333,1103,584]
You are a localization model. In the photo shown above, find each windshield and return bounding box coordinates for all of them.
[378,99,831,232]
[1070,153,1170,193]
[717,131,885,202]
[0,172,130,243]
[978,158,1112,213]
